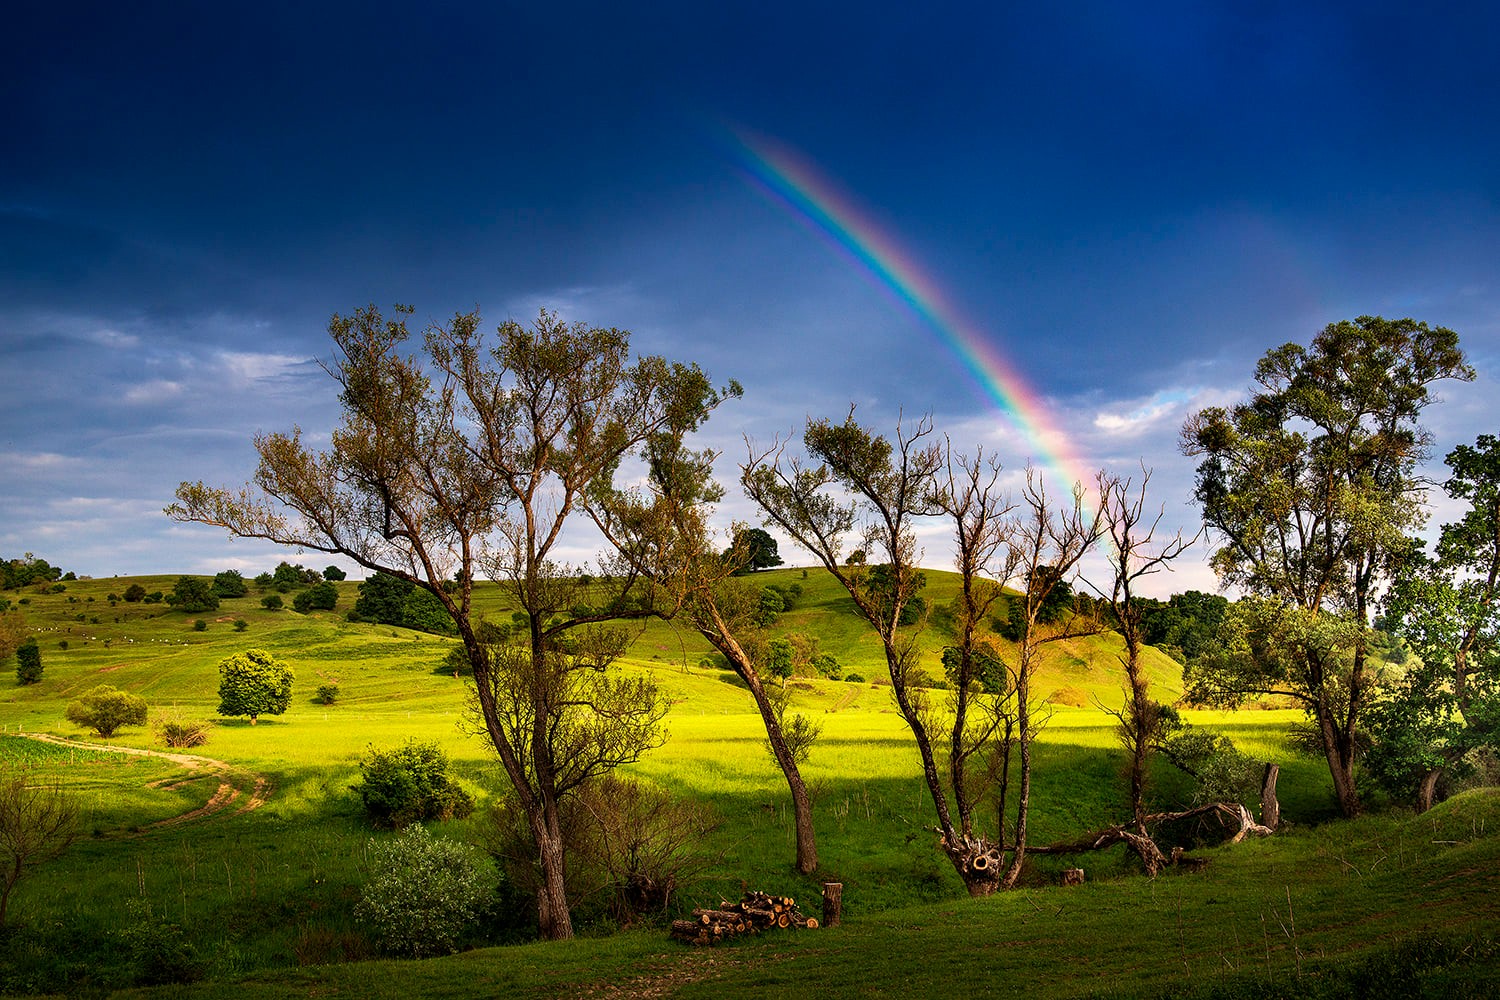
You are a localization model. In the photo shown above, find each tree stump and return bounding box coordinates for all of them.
[821,881,843,927]
[1260,762,1280,830]
[1062,868,1085,886]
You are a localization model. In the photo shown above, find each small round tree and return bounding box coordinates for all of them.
[64,684,148,737]
[217,649,294,724]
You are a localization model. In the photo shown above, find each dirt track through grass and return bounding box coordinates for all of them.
[17,732,270,828]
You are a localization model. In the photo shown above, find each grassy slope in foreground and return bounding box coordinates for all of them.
[106,790,1500,999]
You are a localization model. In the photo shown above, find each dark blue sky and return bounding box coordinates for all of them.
[4,2,1497,592]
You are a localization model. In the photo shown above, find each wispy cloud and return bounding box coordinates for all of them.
[124,379,184,404]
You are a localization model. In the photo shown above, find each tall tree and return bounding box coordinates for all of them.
[587,419,825,875]
[167,304,730,939]
[1181,316,1471,816]
[1368,434,1500,811]
[743,413,1099,894]
[1097,470,1198,864]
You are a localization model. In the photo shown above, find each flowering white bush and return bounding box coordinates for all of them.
[355,824,495,957]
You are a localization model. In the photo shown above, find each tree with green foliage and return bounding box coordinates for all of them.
[1,554,64,591]
[354,740,475,828]
[401,586,455,635]
[216,649,294,723]
[726,527,782,574]
[292,580,339,613]
[1141,590,1229,664]
[123,583,147,603]
[166,576,219,614]
[323,565,347,581]
[169,304,731,940]
[1182,316,1472,817]
[15,639,42,685]
[753,585,784,625]
[351,572,414,626]
[0,768,78,927]
[1367,435,1500,811]
[260,593,283,610]
[64,684,148,737]
[211,570,248,598]
[272,561,319,591]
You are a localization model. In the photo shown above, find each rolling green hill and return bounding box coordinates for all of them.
[1,569,1495,997]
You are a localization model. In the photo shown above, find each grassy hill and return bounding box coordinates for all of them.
[1,570,1495,997]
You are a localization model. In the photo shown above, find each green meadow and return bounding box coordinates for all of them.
[2,570,1497,998]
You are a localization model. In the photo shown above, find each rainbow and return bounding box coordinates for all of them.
[724,127,1094,495]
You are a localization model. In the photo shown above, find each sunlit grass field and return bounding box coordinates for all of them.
[2,570,1496,997]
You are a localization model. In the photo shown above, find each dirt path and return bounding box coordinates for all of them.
[19,732,271,828]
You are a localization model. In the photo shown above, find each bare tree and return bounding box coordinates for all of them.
[168,305,731,940]
[1095,469,1198,871]
[0,767,78,927]
[992,469,1109,888]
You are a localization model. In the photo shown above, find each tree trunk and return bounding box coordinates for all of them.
[712,623,819,875]
[1315,699,1361,817]
[532,800,574,940]
[1416,767,1443,814]
[1260,762,1280,830]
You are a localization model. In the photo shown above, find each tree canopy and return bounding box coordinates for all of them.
[1182,315,1472,816]
[727,527,782,574]
[168,304,734,940]
[217,649,294,722]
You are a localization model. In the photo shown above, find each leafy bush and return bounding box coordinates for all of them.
[192,619,208,632]
[15,640,42,685]
[119,899,202,985]
[314,684,339,705]
[64,685,148,737]
[356,825,494,957]
[354,740,475,828]
[260,594,283,611]
[233,619,248,632]
[123,584,147,602]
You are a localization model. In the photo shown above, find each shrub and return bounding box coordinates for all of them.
[192,620,208,632]
[354,740,474,828]
[845,673,866,684]
[356,825,495,958]
[154,712,210,748]
[120,899,202,985]
[314,684,340,705]
[260,594,283,611]
[233,619,248,632]
[15,640,42,685]
[64,684,148,737]
[123,584,147,602]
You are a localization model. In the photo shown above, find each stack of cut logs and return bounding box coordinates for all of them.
[670,890,819,945]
